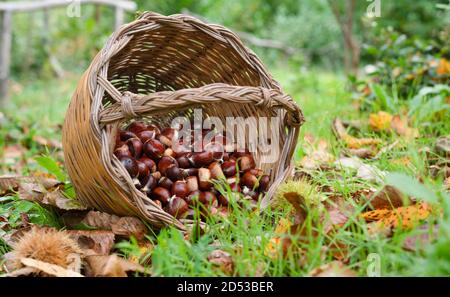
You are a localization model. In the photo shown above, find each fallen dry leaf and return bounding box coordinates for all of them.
[332,118,381,149]
[32,135,62,149]
[84,254,146,277]
[20,257,83,277]
[308,261,357,277]
[0,175,61,196]
[361,202,431,230]
[347,148,375,159]
[19,184,86,211]
[403,224,439,252]
[300,138,334,169]
[66,230,115,255]
[1,144,27,159]
[207,250,234,275]
[369,111,393,131]
[81,211,148,240]
[366,185,410,210]
[111,217,148,241]
[334,157,386,183]
[390,115,419,139]
[437,58,450,75]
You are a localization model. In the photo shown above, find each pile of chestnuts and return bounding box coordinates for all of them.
[114,121,270,220]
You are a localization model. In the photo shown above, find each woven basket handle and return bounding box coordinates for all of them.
[97,76,304,128]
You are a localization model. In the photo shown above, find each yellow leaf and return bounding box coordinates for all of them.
[391,115,419,139]
[361,203,431,230]
[343,135,382,149]
[369,111,393,131]
[437,58,450,75]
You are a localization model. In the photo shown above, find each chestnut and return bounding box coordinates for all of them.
[140,175,157,195]
[126,138,143,159]
[164,148,176,158]
[120,157,140,186]
[158,128,177,147]
[165,196,188,218]
[182,168,198,178]
[136,160,150,179]
[114,144,132,159]
[240,171,259,189]
[158,156,178,175]
[189,151,214,168]
[237,154,256,172]
[221,161,237,177]
[140,157,157,173]
[127,121,147,134]
[229,182,241,193]
[218,195,229,206]
[152,171,162,181]
[165,165,183,181]
[177,156,191,168]
[198,191,218,208]
[158,177,174,190]
[119,130,137,142]
[151,187,171,205]
[137,130,156,143]
[205,142,224,161]
[259,175,270,192]
[209,161,225,180]
[246,168,263,177]
[185,190,201,206]
[143,138,165,160]
[185,176,199,192]
[198,168,212,190]
[147,124,161,135]
[171,181,189,199]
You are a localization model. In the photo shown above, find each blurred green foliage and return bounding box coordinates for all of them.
[5,0,449,78]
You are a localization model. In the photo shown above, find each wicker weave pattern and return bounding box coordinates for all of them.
[62,12,304,230]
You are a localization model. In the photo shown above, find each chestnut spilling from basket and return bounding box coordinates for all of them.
[114,121,270,220]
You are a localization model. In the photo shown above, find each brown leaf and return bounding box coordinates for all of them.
[403,224,439,252]
[369,111,393,131]
[19,184,86,211]
[20,257,84,277]
[300,138,334,169]
[0,175,61,196]
[333,118,381,149]
[283,192,307,225]
[81,211,147,240]
[111,217,148,241]
[81,210,120,229]
[32,135,62,149]
[308,261,357,277]
[66,230,115,255]
[207,250,234,275]
[391,115,419,139]
[366,185,410,210]
[84,254,146,277]
[347,148,375,159]
[2,144,27,159]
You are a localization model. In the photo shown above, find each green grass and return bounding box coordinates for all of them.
[1,68,449,276]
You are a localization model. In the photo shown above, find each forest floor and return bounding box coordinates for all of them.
[0,68,449,276]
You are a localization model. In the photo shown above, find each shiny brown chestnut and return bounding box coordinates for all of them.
[137,130,156,143]
[182,168,198,178]
[140,175,157,195]
[189,151,214,168]
[136,160,150,179]
[259,175,270,192]
[127,121,147,135]
[120,157,140,186]
[240,171,259,189]
[185,190,201,206]
[126,138,143,159]
[151,187,171,205]
[198,168,212,190]
[185,176,199,192]
[158,128,177,147]
[237,154,256,172]
[147,124,161,135]
[165,196,188,218]
[198,191,218,208]
[119,130,137,142]
[140,157,157,173]
[205,142,224,161]
[158,176,174,190]
[143,138,165,160]
[209,161,225,180]
[171,181,189,199]
[177,156,191,168]
[114,144,132,159]
[165,165,183,181]
[221,161,237,177]
[158,156,178,175]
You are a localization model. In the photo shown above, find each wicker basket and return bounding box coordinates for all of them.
[62,12,304,230]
